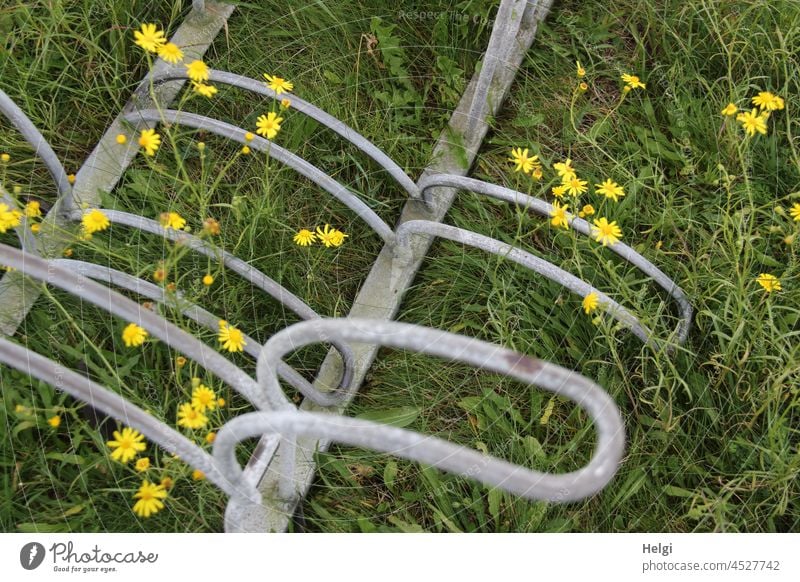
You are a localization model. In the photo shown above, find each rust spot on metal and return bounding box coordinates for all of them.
[503,352,542,374]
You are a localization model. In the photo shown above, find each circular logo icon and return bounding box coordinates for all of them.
[20,542,46,570]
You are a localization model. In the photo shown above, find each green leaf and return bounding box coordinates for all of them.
[355,406,419,428]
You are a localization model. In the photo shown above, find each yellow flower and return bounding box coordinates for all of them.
[0,203,23,233]
[789,203,800,222]
[752,91,784,112]
[135,457,151,472]
[192,82,218,98]
[316,224,347,247]
[177,402,208,429]
[116,133,127,144]
[197,142,206,151]
[576,61,585,78]
[107,427,146,463]
[191,385,217,412]
[293,228,316,246]
[30,223,41,233]
[217,398,226,408]
[153,265,167,283]
[24,200,41,218]
[508,147,538,174]
[133,23,166,53]
[263,73,293,94]
[192,469,205,481]
[202,274,214,286]
[578,82,588,93]
[582,292,599,314]
[122,323,148,347]
[563,176,588,197]
[205,432,216,444]
[592,217,623,246]
[244,132,255,142]
[160,476,174,490]
[218,321,246,353]
[255,112,283,139]
[159,211,186,230]
[241,146,251,155]
[756,273,781,293]
[280,98,292,109]
[203,217,220,235]
[67,174,76,184]
[132,480,167,518]
[721,103,738,116]
[185,60,209,82]
[138,129,161,156]
[549,201,571,229]
[81,208,110,234]
[48,415,61,428]
[551,185,567,199]
[578,204,595,218]
[553,159,576,181]
[595,178,625,202]
[621,73,646,90]
[176,356,187,368]
[531,166,543,180]
[0,153,9,162]
[157,42,183,64]
[736,108,768,136]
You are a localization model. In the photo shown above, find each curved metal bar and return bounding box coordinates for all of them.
[51,258,341,406]
[395,219,653,345]
[0,89,72,203]
[66,208,356,402]
[418,173,693,346]
[149,69,421,199]
[467,0,527,131]
[226,318,625,503]
[0,243,266,409]
[123,109,396,245]
[0,337,259,503]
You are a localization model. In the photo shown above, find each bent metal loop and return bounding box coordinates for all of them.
[0,0,690,532]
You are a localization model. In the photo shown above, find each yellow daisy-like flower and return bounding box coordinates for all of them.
[122,323,148,347]
[205,432,216,444]
[721,103,738,116]
[255,112,283,139]
[30,223,41,233]
[508,147,538,174]
[24,200,41,218]
[192,469,205,481]
[263,73,293,95]
[107,427,147,463]
[132,480,167,518]
[563,175,588,197]
[553,159,576,182]
[756,273,781,293]
[159,211,186,230]
[621,73,646,90]
[241,146,251,155]
[133,23,166,53]
[116,134,128,144]
[138,129,161,156]
[0,153,9,162]
[595,178,625,202]
[551,185,567,199]
[592,217,623,246]
[82,208,110,234]
[280,98,292,109]
[135,457,151,472]
[752,91,784,112]
[576,61,585,78]
[48,415,61,428]
[549,201,571,229]
[67,174,76,184]
[202,274,214,286]
[185,60,209,82]
[177,402,208,429]
[218,321,246,353]
[789,203,800,222]
[157,42,183,64]
[244,132,255,142]
[578,204,595,218]
[192,82,218,98]
[217,398,226,408]
[293,228,316,246]
[0,203,23,233]
[736,108,768,136]
[191,385,217,412]
[582,292,600,314]
[316,224,348,247]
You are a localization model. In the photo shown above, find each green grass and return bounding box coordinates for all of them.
[1,0,799,533]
